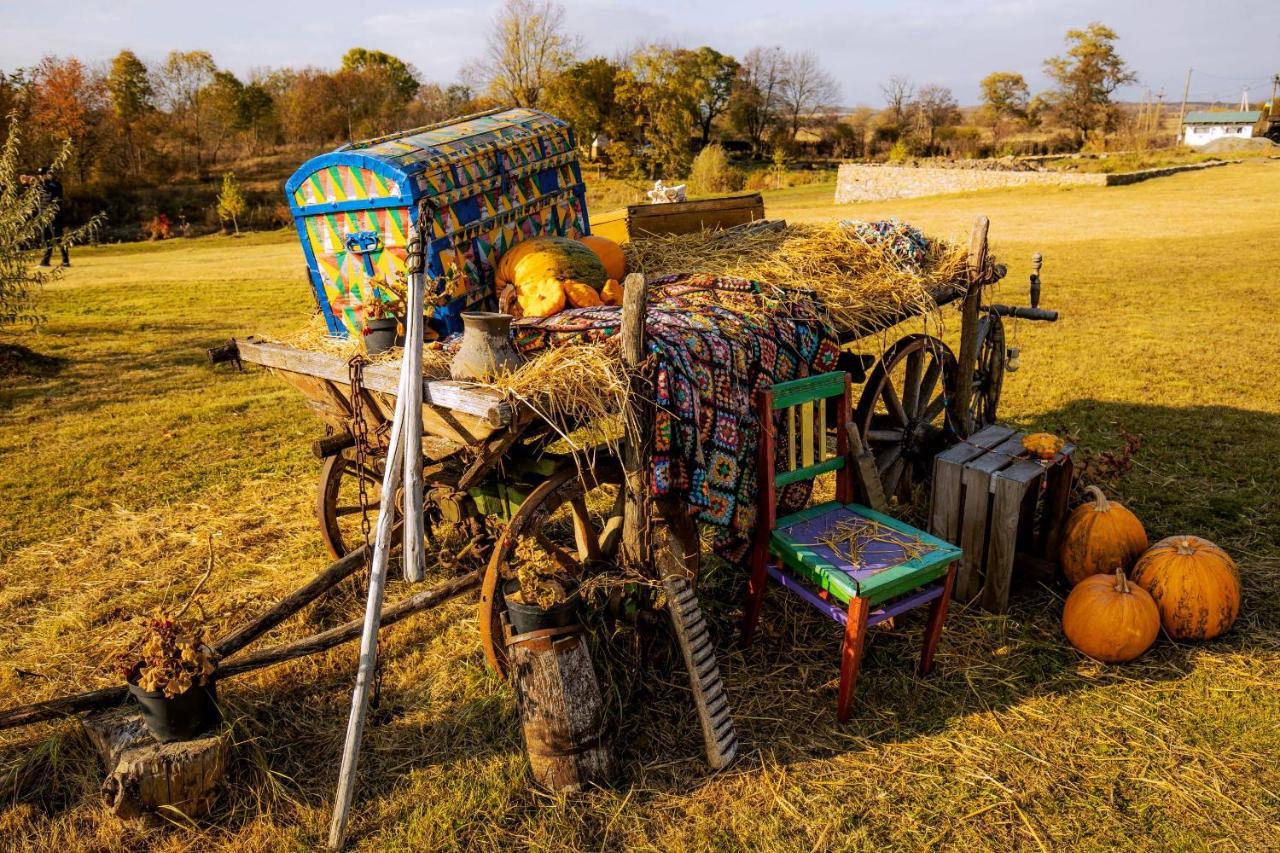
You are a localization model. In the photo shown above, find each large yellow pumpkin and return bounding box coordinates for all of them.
[511,237,607,291]
[514,276,566,318]
[496,238,545,285]
[1060,486,1148,586]
[579,235,627,280]
[1062,568,1160,663]
[1130,535,1240,640]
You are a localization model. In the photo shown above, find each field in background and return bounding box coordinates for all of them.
[0,162,1277,850]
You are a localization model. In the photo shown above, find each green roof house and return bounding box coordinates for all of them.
[1182,110,1262,146]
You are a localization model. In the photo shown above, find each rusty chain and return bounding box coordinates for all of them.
[347,354,382,708]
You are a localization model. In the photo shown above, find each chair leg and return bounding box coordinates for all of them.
[919,562,958,676]
[836,597,870,723]
[739,545,770,648]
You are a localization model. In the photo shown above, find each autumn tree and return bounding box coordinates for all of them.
[728,46,787,156]
[543,57,626,147]
[911,84,960,152]
[680,47,738,146]
[341,48,420,103]
[880,74,914,127]
[156,50,217,173]
[777,51,839,140]
[474,0,577,107]
[617,46,697,178]
[216,171,245,235]
[29,56,108,184]
[407,83,477,126]
[1043,22,1137,143]
[106,50,152,176]
[979,71,1029,143]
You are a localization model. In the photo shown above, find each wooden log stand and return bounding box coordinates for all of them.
[507,625,616,792]
[82,707,232,820]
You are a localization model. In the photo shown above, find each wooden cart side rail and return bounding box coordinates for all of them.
[834,263,1006,345]
[234,338,514,427]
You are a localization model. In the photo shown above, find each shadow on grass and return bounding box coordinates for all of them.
[0,344,68,381]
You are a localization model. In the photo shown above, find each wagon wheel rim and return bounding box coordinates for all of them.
[479,460,625,678]
[969,314,1005,431]
[854,334,957,504]
[317,448,395,560]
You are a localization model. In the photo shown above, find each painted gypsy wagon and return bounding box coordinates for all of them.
[206,107,1063,829]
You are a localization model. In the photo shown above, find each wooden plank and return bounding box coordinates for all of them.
[800,402,815,468]
[816,397,827,462]
[953,435,1023,601]
[236,338,513,426]
[1038,445,1076,567]
[980,460,1044,613]
[947,216,989,437]
[786,407,797,471]
[770,371,847,409]
[928,425,1014,543]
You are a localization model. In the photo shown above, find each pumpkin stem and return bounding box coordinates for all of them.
[1175,537,1197,556]
[1085,485,1111,512]
[1113,567,1130,594]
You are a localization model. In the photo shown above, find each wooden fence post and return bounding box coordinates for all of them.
[619,273,651,569]
[949,216,989,437]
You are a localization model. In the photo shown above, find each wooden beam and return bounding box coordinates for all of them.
[948,216,989,437]
[619,273,651,570]
[235,338,513,427]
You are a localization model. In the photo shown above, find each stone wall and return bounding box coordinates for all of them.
[833,160,1234,203]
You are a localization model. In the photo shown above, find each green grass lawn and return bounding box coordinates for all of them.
[1,162,1278,850]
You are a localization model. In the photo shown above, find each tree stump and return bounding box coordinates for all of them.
[508,626,616,792]
[81,706,231,820]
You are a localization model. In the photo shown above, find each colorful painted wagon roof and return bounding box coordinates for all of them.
[284,107,575,213]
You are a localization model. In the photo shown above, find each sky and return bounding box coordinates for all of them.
[0,0,1276,107]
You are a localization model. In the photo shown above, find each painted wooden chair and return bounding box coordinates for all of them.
[740,371,962,723]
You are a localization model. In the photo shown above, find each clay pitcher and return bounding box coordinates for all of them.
[450,312,523,381]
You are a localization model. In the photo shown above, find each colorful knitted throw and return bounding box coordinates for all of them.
[513,273,841,554]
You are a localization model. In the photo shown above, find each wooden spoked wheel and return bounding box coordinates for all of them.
[855,334,957,504]
[317,448,391,560]
[969,314,1005,431]
[479,460,625,678]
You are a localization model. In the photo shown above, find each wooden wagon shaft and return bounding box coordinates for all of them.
[948,216,990,437]
[216,570,482,678]
[0,537,386,731]
[0,570,479,733]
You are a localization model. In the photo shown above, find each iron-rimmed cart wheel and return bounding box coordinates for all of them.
[479,459,625,678]
[855,334,958,504]
[969,313,1005,431]
[317,448,391,560]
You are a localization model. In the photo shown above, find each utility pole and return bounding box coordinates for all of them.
[1175,67,1192,145]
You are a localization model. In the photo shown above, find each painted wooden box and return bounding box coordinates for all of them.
[285,107,590,340]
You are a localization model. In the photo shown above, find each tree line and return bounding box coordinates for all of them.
[0,0,1136,215]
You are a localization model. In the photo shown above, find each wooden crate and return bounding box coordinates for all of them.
[928,425,1075,613]
[590,194,765,244]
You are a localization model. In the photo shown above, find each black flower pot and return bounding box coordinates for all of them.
[503,580,580,635]
[362,318,399,355]
[127,668,221,743]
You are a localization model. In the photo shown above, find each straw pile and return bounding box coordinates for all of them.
[624,222,976,336]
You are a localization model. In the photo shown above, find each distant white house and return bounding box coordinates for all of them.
[1182,110,1262,146]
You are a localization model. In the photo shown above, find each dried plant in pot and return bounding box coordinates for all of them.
[362,275,410,355]
[501,540,581,635]
[118,560,220,742]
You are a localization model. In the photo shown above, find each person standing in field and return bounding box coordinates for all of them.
[33,166,70,267]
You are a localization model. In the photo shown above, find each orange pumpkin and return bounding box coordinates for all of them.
[579,235,627,280]
[601,278,624,306]
[1062,568,1160,663]
[563,278,602,308]
[514,276,565,318]
[1060,486,1148,586]
[1130,535,1240,640]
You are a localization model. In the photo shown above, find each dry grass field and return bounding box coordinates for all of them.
[0,160,1277,850]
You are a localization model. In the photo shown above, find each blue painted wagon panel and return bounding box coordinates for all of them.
[285,107,590,339]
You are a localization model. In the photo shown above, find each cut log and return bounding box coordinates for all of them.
[82,707,232,820]
[619,272,651,570]
[508,627,616,792]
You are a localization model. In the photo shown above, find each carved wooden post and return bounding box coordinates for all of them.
[949,216,989,438]
[619,273,651,569]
